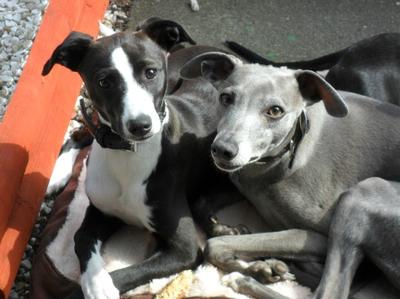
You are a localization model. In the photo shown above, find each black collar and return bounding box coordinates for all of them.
[256,110,309,168]
[80,99,142,152]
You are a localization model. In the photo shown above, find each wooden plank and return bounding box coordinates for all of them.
[0,0,109,297]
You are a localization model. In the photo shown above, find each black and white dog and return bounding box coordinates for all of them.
[42,18,242,299]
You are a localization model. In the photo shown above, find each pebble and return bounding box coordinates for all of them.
[0,0,49,120]
[20,260,32,270]
[190,0,200,12]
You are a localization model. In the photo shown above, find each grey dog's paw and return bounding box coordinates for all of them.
[244,259,295,283]
[211,222,251,237]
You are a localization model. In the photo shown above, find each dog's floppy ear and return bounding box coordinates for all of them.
[180,52,239,84]
[137,17,196,51]
[296,70,348,117]
[42,31,93,76]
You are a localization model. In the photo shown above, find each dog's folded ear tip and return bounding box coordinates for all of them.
[324,92,349,118]
[41,63,51,76]
[329,110,348,118]
[334,105,349,118]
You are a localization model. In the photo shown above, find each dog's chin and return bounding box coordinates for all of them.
[213,154,268,172]
[125,133,154,143]
[213,159,244,173]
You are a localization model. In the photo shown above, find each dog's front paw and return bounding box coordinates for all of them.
[244,259,295,283]
[81,268,120,299]
[211,223,251,237]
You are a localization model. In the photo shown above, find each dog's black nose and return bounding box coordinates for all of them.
[127,115,152,137]
[211,140,238,161]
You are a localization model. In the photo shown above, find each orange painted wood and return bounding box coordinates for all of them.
[0,0,108,297]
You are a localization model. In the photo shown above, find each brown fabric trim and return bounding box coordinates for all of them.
[30,252,79,299]
[30,147,90,299]
[35,147,90,258]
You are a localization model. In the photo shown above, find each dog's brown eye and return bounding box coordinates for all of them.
[98,78,111,89]
[265,106,284,118]
[145,68,157,80]
[219,93,234,106]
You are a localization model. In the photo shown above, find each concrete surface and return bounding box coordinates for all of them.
[129,0,400,61]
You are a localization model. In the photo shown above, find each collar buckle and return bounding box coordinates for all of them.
[129,141,137,152]
[289,139,295,156]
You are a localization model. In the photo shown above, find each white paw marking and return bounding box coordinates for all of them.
[190,0,200,11]
[81,268,119,299]
[80,242,120,299]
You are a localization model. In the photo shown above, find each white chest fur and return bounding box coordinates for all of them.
[86,132,162,231]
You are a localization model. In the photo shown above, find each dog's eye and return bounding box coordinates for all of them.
[145,68,158,80]
[219,93,234,106]
[98,78,112,89]
[265,106,284,118]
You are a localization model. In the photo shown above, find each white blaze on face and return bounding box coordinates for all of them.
[111,47,161,137]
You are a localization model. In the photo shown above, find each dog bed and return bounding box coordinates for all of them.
[29,144,313,299]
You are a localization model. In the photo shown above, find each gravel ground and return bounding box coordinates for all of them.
[0,0,49,121]
[8,1,132,298]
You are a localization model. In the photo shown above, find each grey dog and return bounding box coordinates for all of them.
[180,52,400,299]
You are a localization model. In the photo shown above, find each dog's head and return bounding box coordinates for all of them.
[43,18,194,142]
[181,52,348,172]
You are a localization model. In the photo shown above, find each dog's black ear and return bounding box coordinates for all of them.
[137,17,196,51]
[180,52,238,83]
[296,70,348,117]
[42,31,93,76]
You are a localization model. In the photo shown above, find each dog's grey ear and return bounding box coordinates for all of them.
[296,70,348,117]
[42,31,93,76]
[137,17,196,51]
[180,52,238,83]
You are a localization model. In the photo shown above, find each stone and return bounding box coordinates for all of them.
[21,259,32,270]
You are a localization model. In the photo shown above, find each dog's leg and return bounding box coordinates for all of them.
[206,229,327,283]
[223,273,291,299]
[313,243,363,299]
[109,220,201,294]
[71,204,123,299]
[65,203,199,299]
[314,178,400,299]
[191,188,250,238]
[312,188,366,299]
[108,195,201,295]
